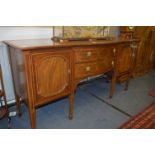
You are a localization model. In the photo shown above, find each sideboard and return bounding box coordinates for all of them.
[4,38,139,128]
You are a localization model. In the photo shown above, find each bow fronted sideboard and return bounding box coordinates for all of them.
[4,38,139,128]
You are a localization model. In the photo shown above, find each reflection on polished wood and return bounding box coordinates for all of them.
[4,38,139,128]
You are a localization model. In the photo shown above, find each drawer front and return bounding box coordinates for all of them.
[74,48,98,63]
[75,62,98,79]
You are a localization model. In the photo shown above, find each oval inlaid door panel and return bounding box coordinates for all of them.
[32,52,71,104]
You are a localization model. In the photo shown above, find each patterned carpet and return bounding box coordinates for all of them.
[120,103,155,129]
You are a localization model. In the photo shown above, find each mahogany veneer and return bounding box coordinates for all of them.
[4,38,139,128]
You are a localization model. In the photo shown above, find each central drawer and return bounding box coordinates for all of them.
[75,62,98,79]
[74,47,99,63]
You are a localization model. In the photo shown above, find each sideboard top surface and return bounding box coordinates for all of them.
[4,38,139,51]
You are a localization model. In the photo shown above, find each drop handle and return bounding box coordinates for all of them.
[68,69,71,74]
[86,51,92,57]
[113,48,116,54]
[86,66,91,71]
[132,52,135,58]
[111,61,114,67]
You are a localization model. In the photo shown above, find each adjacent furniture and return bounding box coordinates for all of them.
[120,26,155,77]
[5,38,138,128]
[120,26,135,39]
[133,26,155,76]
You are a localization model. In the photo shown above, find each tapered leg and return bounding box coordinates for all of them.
[68,92,74,120]
[125,75,130,91]
[109,72,117,98]
[16,95,22,116]
[28,107,36,129]
[3,90,10,124]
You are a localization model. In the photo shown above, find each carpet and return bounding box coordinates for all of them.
[120,103,155,129]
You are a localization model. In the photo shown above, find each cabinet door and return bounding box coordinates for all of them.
[117,44,132,74]
[32,51,71,105]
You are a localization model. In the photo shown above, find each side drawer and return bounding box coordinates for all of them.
[75,62,98,79]
[74,47,99,63]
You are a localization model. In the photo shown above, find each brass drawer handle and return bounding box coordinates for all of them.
[86,51,92,57]
[68,69,71,74]
[113,48,116,54]
[86,66,91,71]
[132,52,135,58]
[111,61,114,67]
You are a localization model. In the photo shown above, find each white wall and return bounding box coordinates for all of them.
[0,27,53,41]
[0,26,53,102]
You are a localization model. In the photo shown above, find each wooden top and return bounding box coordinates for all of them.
[4,38,139,51]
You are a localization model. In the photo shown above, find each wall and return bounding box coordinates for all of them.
[109,26,120,37]
[0,26,53,102]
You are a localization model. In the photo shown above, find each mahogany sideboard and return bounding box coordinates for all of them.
[4,38,139,128]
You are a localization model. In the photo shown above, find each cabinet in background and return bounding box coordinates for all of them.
[120,26,155,77]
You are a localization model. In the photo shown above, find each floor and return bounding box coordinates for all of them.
[1,70,155,129]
